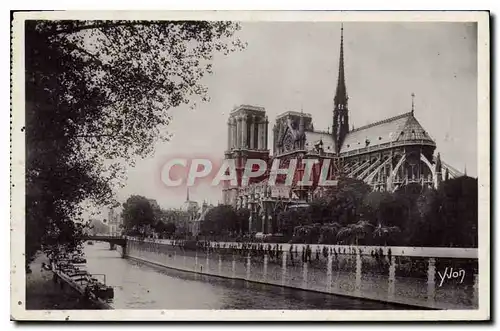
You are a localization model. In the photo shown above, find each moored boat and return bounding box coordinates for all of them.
[56,261,114,302]
[71,255,87,264]
[85,281,114,301]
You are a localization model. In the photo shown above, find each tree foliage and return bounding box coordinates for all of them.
[282,176,478,247]
[201,205,238,236]
[121,195,156,236]
[154,220,176,238]
[318,222,342,244]
[337,220,374,245]
[372,223,401,246]
[411,177,478,247]
[25,20,244,266]
[319,178,372,225]
[278,208,311,237]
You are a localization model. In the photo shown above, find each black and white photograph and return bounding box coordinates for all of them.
[10,11,490,321]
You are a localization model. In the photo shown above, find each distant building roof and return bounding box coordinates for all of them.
[182,200,199,212]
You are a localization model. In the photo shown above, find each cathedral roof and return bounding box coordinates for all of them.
[304,131,336,153]
[276,110,312,119]
[340,111,435,154]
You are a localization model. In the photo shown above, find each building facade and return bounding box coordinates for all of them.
[181,188,199,235]
[190,201,215,237]
[221,27,463,235]
[107,208,122,236]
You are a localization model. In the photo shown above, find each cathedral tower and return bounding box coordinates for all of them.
[332,24,349,154]
[223,105,270,206]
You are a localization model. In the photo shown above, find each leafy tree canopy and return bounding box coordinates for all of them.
[25,20,245,266]
[202,205,237,235]
[284,176,477,248]
[121,195,155,236]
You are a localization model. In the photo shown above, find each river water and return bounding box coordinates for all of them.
[84,242,403,310]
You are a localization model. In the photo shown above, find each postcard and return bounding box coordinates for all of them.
[10,10,490,321]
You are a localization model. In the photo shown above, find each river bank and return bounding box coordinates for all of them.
[25,254,99,310]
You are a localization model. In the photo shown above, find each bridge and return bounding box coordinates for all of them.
[82,235,127,254]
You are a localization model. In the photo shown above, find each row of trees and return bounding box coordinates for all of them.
[180,176,478,248]
[200,205,250,237]
[280,176,478,247]
[121,195,178,238]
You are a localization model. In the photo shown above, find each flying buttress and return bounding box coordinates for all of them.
[365,157,392,184]
[357,158,381,180]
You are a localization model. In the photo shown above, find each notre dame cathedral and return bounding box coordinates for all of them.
[221,27,464,234]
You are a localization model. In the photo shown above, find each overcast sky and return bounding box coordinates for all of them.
[114,22,478,210]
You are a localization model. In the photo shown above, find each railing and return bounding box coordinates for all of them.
[128,236,478,258]
[340,139,436,158]
[83,235,126,241]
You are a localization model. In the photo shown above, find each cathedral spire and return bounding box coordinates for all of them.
[186,187,190,202]
[332,23,349,153]
[334,24,348,107]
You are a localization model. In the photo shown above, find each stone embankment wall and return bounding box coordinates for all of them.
[125,238,478,310]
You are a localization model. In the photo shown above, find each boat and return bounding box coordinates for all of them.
[70,252,87,264]
[53,260,115,303]
[87,241,94,245]
[85,280,114,301]
[72,256,87,264]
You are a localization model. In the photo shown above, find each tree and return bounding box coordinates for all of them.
[318,222,342,244]
[372,223,401,246]
[121,195,156,236]
[25,20,245,266]
[202,205,238,236]
[311,177,372,226]
[308,198,331,224]
[42,220,88,260]
[337,220,374,245]
[154,220,167,236]
[413,177,478,247]
[363,191,407,245]
[293,223,323,244]
[394,183,430,244]
[164,222,177,236]
[278,207,311,238]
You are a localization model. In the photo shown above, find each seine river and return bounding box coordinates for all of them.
[84,242,403,310]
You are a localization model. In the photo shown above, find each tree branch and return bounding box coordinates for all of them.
[44,21,164,37]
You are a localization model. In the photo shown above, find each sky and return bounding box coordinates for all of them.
[114,22,478,210]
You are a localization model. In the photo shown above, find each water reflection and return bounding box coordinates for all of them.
[84,242,403,310]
